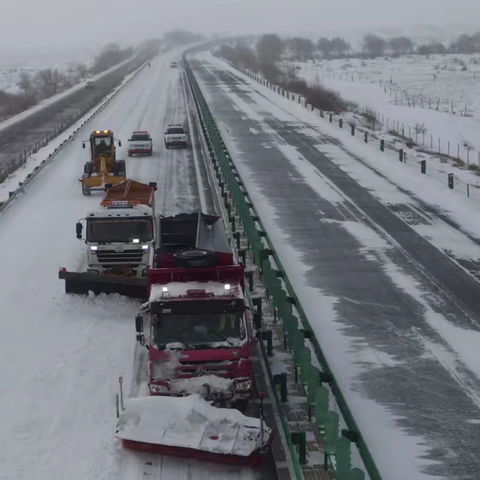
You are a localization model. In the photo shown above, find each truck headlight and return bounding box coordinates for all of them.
[234,379,252,392]
[90,246,98,251]
[150,383,170,394]
[141,244,149,250]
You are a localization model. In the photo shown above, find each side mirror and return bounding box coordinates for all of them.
[82,143,85,149]
[128,139,131,142]
[118,140,122,147]
[76,222,83,240]
[135,314,144,333]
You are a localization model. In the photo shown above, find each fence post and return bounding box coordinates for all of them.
[421,160,426,174]
[364,132,368,143]
[339,119,343,129]
[448,173,454,189]
[380,139,385,152]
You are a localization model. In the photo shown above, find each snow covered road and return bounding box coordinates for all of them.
[191,52,480,480]
[0,50,264,480]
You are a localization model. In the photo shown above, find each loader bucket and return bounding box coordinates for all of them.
[81,175,126,195]
[59,269,148,300]
[107,175,127,184]
[81,176,103,188]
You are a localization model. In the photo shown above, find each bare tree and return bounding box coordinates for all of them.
[363,34,387,58]
[257,34,284,63]
[330,37,350,57]
[35,68,64,98]
[289,37,314,62]
[390,36,414,56]
[450,34,476,54]
[317,37,333,58]
[18,72,38,104]
[75,63,88,80]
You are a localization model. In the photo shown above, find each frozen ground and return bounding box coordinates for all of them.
[289,54,480,170]
[192,50,480,480]
[0,47,264,480]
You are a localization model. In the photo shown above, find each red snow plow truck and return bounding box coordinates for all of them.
[115,212,272,465]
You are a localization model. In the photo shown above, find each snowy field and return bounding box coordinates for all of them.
[0,46,95,93]
[290,54,480,170]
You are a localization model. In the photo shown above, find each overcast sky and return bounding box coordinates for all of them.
[3,0,480,55]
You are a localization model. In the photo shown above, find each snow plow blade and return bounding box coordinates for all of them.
[116,395,272,466]
[59,268,148,300]
[80,175,126,194]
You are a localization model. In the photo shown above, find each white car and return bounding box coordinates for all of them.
[128,131,153,157]
[164,124,188,149]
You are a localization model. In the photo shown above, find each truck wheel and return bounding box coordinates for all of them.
[83,161,92,176]
[82,184,91,196]
[165,143,169,149]
[117,160,126,177]
[173,249,216,268]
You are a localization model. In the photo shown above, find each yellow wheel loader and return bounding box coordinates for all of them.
[81,130,126,195]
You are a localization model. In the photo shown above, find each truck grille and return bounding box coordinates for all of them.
[96,249,144,266]
[178,359,239,377]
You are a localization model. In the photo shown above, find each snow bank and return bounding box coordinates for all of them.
[116,394,270,456]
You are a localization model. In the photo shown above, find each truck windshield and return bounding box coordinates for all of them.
[167,128,184,134]
[153,312,244,349]
[87,218,153,243]
[131,134,150,141]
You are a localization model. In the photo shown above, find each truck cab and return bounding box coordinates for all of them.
[76,180,157,276]
[135,213,254,409]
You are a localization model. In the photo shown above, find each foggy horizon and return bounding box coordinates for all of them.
[3,0,480,56]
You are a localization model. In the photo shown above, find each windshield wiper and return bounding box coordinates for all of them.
[208,330,237,348]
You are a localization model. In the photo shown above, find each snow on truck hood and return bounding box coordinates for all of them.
[116,394,270,456]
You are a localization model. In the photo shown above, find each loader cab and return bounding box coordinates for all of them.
[84,130,120,163]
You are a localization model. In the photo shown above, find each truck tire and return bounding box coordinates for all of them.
[116,160,126,177]
[173,249,216,268]
[83,161,92,176]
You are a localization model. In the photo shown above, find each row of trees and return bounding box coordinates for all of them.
[0,42,133,119]
[91,43,134,74]
[219,39,348,112]
[252,31,480,62]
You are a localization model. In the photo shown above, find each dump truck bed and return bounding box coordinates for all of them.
[101,180,156,207]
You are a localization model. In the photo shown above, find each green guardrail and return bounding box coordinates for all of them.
[183,57,303,480]
[184,57,379,480]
